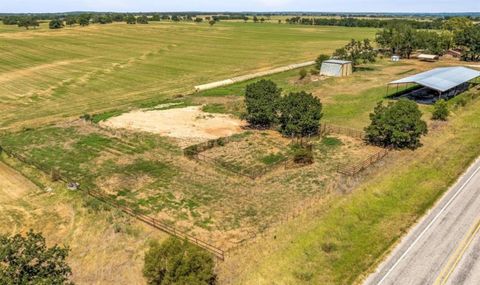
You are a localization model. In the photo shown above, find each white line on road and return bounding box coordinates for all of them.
[376,163,480,285]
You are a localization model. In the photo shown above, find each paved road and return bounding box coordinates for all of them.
[364,157,480,285]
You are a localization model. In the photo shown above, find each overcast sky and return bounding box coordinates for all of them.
[1,0,479,14]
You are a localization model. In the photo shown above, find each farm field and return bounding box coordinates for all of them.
[1,18,480,285]
[0,21,376,129]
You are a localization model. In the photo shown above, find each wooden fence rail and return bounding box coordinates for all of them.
[0,146,225,260]
[338,148,390,176]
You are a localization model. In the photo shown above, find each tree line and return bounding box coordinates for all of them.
[285,17,445,29]
[375,17,480,61]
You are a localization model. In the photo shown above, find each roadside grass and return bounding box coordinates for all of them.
[219,87,480,284]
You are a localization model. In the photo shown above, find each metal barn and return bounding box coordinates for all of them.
[388,66,480,104]
[320,60,353,77]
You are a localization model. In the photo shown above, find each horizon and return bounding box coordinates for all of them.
[2,0,479,14]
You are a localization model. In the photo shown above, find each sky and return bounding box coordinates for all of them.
[1,0,479,14]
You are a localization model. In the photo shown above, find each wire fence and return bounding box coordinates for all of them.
[0,146,225,260]
[321,124,365,140]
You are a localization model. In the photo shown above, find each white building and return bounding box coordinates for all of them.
[320,60,353,77]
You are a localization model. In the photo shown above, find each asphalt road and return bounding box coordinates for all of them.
[364,157,480,285]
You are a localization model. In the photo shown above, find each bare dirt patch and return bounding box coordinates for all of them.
[101,106,246,146]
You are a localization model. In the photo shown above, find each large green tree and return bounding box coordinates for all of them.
[365,99,428,149]
[126,15,136,24]
[455,25,480,61]
[17,17,39,30]
[333,39,377,67]
[49,19,64,29]
[137,15,149,24]
[143,238,216,285]
[78,14,90,26]
[0,230,73,285]
[279,91,323,137]
[244,79,282,128]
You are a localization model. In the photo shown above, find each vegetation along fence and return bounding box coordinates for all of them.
[337,148,390,176]
[321,123,365,140]
[0,146,225,260]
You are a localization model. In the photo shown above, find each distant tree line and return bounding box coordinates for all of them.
[285,17,445,29]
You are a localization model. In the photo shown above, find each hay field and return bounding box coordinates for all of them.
[0,21,376,129]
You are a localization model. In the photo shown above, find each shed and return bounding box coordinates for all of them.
[417,54,439,62]
[391,55,401,62]
[320,60,353,77]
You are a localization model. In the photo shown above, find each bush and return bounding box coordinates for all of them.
[279,91,323,137]
[291,143,314,164]
[315,54,330,70]
[432,99,449,121]
[244,79,282,128]
[365,99,428,149]
[299,68,307,80]
[143,237,216,285]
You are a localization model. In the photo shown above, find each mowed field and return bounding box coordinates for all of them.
[0,21,375,129]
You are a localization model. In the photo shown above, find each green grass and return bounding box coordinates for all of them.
[202,103,228,114]
[230,89,480,284]
[260,153,287,165]
[0,22,376,129]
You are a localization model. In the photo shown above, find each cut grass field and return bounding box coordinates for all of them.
[0,21,376,129]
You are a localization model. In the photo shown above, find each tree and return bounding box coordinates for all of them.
[17,17,39,30]
[126,15,136,24]
[49,19,64,29]
[432,99,449,121]
[443,17,474,32]
[208,20,216,27]
[279,91,323,137]
[143,238,216,285]
[315,54,330,71]
[112,14,125,22]
[65,16,76,27]
[0,230,72,285]
[244,79,282,128]
[171,15,181,22]
[151,14,161,21]
[260,17,265,23]
[253,16,259,23]
[243,16,249,23]
[333,39,377,67]
[195,17,203,23]
[365,99,428,149]
[455,25,480,61]
[376,24,417,58]
[137,15,149,24]
[78,14,90,26]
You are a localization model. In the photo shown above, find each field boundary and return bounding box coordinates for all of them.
[0,146,225,260]
[338,148,390,176]
[194,61,315,92]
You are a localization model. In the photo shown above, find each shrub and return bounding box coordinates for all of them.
[279,91,323,137]
[143,237,216,285]
[315,54,330,70]
[291,143,314,164]
[365,99,428,149]
[244,79,282,128]
[432,99,449,121]
[299,68,307,80]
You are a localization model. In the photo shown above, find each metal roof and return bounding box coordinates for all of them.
[389,67,480,92]
[324,59,352,65]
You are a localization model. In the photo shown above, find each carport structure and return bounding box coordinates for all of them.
[387,66,480,104]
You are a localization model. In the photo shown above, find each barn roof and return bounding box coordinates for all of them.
[324,59,352,65]
[389,67,480,92]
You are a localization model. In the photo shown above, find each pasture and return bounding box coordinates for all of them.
[0,21,375,129]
